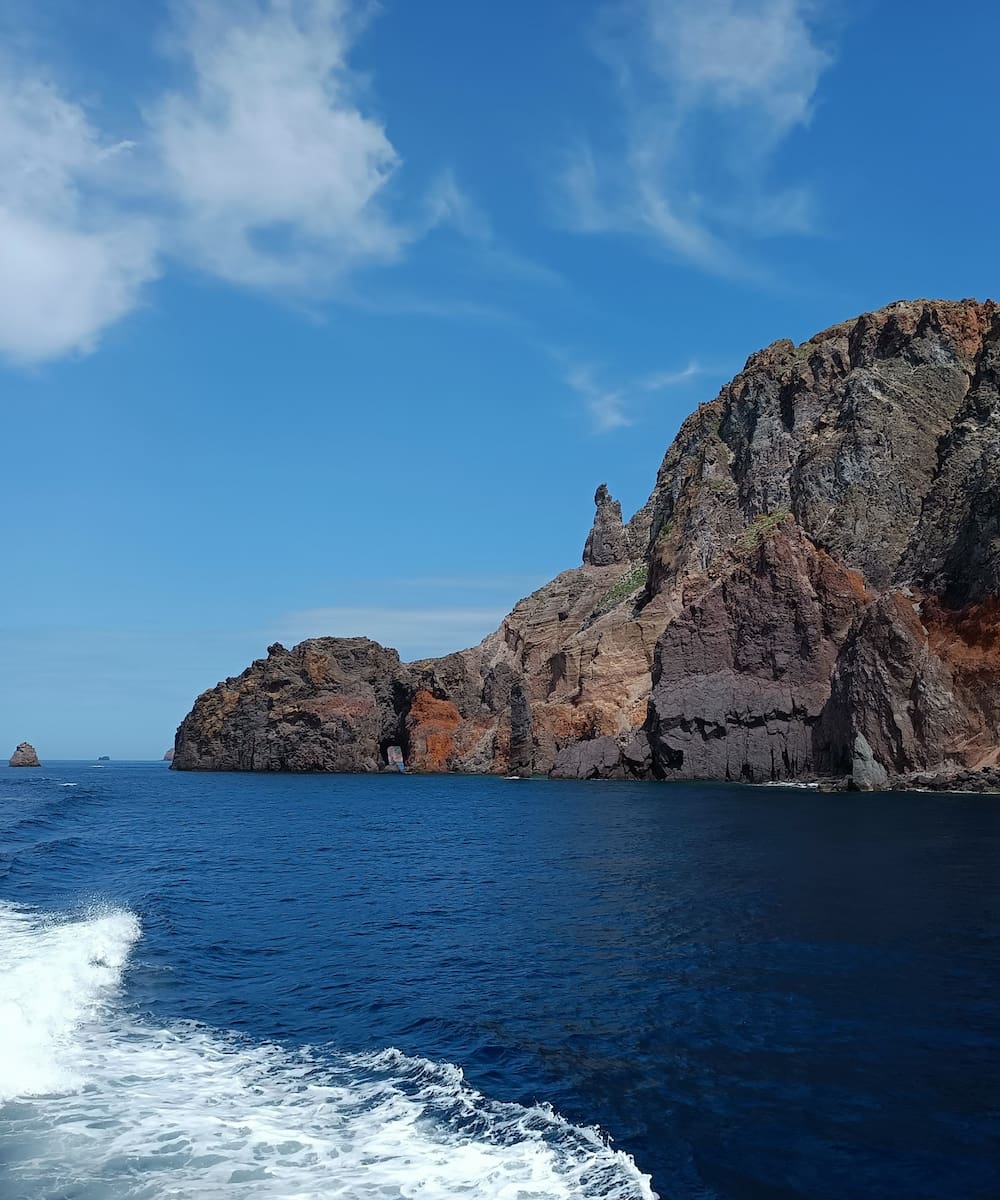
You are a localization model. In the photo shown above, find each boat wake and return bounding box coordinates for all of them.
[0,902,656,1199]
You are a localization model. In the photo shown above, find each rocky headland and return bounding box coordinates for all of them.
[9,742,40,767]
[173,299,1000,790]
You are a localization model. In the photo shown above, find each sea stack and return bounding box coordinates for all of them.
[163,749,175,762]
[582,484,631,566]
[9,742,40,767]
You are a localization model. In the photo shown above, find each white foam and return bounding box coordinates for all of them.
[0,901,140,1101]
[0,903,657,1199]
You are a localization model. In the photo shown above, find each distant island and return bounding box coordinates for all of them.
[98,756,110,762]
[172,299,1000,793]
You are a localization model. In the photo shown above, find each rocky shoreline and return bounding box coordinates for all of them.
[173,299,1000,788]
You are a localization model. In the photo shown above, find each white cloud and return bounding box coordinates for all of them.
[562,0,834,269]
[564,358,709,432]
[566,365,632,433]
[149,0,406,291]
[421,168,566,290]
[0,73,159,363]
[644,0,831,135]
[0,1,555,366]
[638,361,703,391]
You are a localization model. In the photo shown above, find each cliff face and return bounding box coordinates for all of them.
[174,299,1000,786]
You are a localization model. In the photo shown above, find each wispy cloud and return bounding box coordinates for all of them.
[560,0,835,272]
[563,356,710,432]
[420,169,566,291]
[638,362,704,391]
[0,1,555,366]
[566,364,632,432]
[0,71,159,363]
[149,0,407,293]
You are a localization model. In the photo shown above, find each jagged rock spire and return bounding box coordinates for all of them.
[582,483,629,566]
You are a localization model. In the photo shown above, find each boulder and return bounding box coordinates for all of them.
[850,734,890,791]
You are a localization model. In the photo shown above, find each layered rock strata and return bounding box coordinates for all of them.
[174,299,1000,787]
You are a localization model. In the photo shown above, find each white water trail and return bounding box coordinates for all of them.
[0,901,140,1101]
[0,903,657,1199]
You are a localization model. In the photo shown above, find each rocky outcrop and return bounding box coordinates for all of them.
[646,525,869,782]
[898,765,1000,793]
[850,735,890,791]
[174,299,1000,786]
[173,639,408,772]
[163,749,175,762]
[582,484,631,566]
[9,742,40,767]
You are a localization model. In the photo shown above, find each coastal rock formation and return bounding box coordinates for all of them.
[582,484,630,566]
[646,526,870,782]
[174,299,1000,786]
[163,749,175,762]
[174,640,407,772]
[9,742,40,767]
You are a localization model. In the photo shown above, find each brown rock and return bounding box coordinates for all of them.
[9,742,40,767]
[172,638,407,772]
[582,484,630,566]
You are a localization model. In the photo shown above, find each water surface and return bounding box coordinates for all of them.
[1,764,998,1198]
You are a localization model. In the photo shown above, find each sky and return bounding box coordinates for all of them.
[2,0,998,759]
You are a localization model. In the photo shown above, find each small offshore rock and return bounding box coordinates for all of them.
[9,742,40,767]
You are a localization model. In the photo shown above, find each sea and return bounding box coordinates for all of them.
[1,763,998,1200]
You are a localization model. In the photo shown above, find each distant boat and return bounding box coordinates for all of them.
[386,745,406,773]
[97,756,110,762]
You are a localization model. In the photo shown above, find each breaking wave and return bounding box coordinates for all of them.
[0,902,656,1199]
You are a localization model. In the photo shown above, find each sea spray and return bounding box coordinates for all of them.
[0,903,657,1199]
[0,902,141,1102]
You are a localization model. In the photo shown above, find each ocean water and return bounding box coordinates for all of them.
[1,764,998,1200]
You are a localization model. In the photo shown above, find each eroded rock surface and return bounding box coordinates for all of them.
[174,299,1000,785]
[173,639,407,772]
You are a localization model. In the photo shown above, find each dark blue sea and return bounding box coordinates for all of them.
[1,763,998,1199]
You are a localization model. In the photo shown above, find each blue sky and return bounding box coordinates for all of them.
[2,0,997,759]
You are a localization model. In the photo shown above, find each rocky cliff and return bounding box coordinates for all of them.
[174,299,1000,787]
